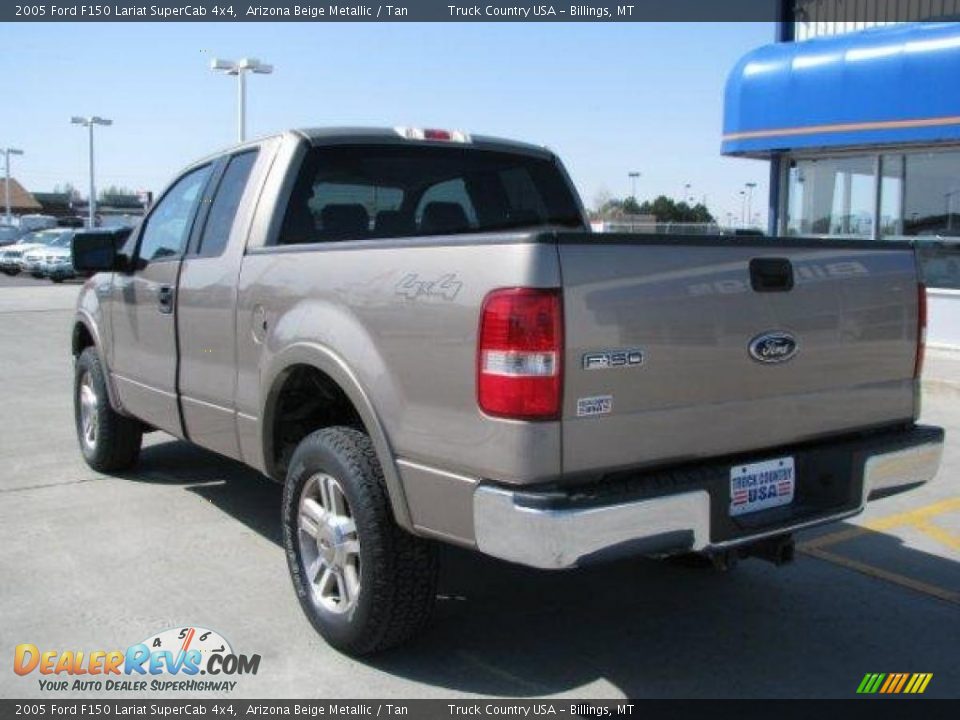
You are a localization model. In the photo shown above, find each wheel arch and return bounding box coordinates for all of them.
[261,342,414,531]
[72,311,123,413]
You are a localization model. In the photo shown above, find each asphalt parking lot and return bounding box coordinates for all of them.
[1,283,957,700]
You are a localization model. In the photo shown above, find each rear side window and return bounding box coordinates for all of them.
[197,151,258,257]
[138,164,211,262]
[277,144,582,245]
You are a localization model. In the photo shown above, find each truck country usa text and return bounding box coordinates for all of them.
[448,6,627,18]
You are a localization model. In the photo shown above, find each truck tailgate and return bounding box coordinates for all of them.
[559,235,920,476]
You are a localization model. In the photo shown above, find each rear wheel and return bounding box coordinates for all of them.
[74,347,142,472]
[282,426,438,656]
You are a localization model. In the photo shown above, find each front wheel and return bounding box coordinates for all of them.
[282,427,438,656]
[74,347,143,472]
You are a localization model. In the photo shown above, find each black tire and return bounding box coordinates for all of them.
[51,277,64,284]
[282,426,438,656]
[74,347,142,472]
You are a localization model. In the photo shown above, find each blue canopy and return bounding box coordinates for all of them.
[722,22,960,157]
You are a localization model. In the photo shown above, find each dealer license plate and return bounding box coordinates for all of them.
[729,457,795,517]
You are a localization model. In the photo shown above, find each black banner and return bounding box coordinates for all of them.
[4,700,960,719]
[5,0,780,22]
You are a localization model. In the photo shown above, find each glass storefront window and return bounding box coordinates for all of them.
[895,151,960,238]
[879,154,903,237]
[785,156,875,237]
[782,149,960,288]
[880,150,960,289]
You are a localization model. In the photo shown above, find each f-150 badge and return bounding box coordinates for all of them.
[582,349,644,370]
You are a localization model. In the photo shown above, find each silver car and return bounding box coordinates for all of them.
[43,245,76,282]
[13,230,75,277]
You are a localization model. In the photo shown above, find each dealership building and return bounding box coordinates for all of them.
[723,1,960,347]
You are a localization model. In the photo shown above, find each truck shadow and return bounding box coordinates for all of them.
[129,439,959,698]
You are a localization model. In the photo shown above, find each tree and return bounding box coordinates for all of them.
[99,184,136,201]
[595,196,643,219]
[638,195,715,223]
[53,182,81,202]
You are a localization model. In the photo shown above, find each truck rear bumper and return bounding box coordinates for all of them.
[473,425,944,569]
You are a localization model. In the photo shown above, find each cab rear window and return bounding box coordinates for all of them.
[277,145,583,245]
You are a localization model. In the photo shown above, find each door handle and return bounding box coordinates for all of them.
[749,258,794,293]
[157,285,174,314]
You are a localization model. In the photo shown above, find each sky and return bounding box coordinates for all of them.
[1,22,774,226]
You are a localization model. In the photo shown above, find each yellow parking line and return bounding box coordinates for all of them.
[801,497,960,550]
[912,520,960,552]
[800,546,960,606]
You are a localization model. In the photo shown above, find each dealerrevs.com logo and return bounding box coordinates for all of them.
[13,626,261,693]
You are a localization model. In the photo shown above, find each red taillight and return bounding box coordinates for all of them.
[394,127,471,143]
[915,283,927,379]
[477,288,563,420]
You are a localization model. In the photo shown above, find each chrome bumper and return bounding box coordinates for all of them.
[473,432,944,570]
[862,441,943,502]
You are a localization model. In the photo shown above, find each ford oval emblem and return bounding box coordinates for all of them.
[748,332,798,364]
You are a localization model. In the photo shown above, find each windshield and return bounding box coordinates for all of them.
[21,230,70,246]
[278,144,583,245]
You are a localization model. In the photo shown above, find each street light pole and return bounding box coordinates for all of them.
[745,182,757,228]
[211,57,274,143]
[71,116,112,229]
[2,148,24,224]
[628,171,640,201]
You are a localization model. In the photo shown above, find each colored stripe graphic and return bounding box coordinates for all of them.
[893,674,909,693]
[723,114,960,142]
[858,673,933,694]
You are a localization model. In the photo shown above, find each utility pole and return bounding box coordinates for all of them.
[71,117,112,229]
[2,147,24,224]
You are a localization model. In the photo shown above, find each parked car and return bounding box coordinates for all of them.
[99,214,141,231]
[17,214,58,233]
[0,224,22,247]
[71,127,944,656]
[3,229,74,275]
[44,248,76,282]
[32,231,79,281]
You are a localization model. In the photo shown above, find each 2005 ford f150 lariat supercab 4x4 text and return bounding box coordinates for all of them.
[70,127,944,655]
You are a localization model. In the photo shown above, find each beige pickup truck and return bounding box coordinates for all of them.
[71,127,943,655]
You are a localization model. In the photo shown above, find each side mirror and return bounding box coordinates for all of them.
[72,231,127,273]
